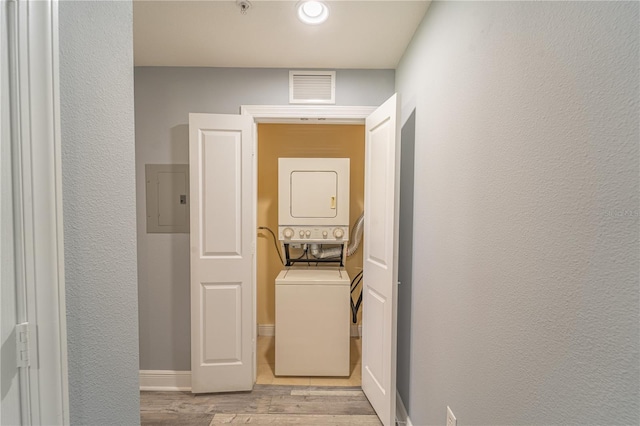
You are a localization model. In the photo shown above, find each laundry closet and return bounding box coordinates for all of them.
[256,123,365,385]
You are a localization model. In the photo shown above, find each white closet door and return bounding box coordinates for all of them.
[189,113,254,393]
[362,94,400,426]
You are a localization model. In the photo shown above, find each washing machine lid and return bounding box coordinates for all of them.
[276,267,350,285]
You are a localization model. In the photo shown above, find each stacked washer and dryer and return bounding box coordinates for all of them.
[275,158,351,377]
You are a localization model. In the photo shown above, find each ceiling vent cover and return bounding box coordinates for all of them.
[289,70,335,104]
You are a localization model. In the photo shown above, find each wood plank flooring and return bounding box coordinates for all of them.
[140,385,382,425]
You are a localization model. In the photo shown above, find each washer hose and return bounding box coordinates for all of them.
[309,212,364,259]
[346,212,364,257]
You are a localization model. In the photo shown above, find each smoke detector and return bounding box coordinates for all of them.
[236,0,251,15]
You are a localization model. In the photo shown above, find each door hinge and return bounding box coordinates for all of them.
[16,322,30,368]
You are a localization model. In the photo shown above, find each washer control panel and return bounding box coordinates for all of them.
[279,226,349,243]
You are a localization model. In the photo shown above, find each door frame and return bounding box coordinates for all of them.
[1,0,69,424]
[239,104,377,380]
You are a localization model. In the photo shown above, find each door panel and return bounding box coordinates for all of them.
[201,130,242,255]
[201,282,242,363]
[363,287,386,390]
[362,94,399,426]
[190,113,254,393]
[366,116,391,266]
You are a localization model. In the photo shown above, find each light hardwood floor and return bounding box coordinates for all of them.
[140,385,381,425]
[140,337,372,425]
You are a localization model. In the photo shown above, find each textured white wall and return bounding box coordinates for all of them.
[396,1,639,424]
[134,67,395,370]
[59,2,139,424]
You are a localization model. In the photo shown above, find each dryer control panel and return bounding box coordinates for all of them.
[278,225,349,243]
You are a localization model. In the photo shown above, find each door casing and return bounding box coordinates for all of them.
[240,104,376,380]
[1,1,69,424]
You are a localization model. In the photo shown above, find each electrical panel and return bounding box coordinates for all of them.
[145,164,189,233]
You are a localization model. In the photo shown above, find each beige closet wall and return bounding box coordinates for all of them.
[257,123,365,326]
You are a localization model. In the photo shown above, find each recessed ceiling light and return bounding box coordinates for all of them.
[297,1,329,25]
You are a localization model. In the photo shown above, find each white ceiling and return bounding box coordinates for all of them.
[133,0,431,69]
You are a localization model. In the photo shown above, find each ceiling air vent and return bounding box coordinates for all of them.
[289,70,335,104]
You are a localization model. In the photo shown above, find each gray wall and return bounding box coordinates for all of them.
[135,67,395,370]
[396,109,416,409]
[60,2,140,425]
[395,1,639,425]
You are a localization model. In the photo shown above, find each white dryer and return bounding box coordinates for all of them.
[275,267,351,376]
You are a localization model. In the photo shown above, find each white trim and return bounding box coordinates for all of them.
[258,324,275,336]
[252,122,258,384]
[240,104,376,124]
[259,323,361,337]
[139,370,191,392]
[350,324,363,337]
[396,391,413,426]
[243,104,376,387]
[5,1,68,424]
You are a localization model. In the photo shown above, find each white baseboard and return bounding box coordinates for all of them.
[258,324,275,336]
[396,391,413,426]
[139,370,191,391]
[259,324,362,337]
[350,324,363,337]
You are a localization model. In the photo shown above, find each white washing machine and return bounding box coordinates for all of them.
[275,267,351,376]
